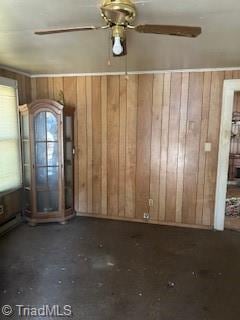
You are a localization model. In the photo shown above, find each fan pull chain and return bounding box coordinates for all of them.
[107,29,111,66]
[125,54,129,80]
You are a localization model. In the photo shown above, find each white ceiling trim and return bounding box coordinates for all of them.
[2,65,240,78]
[31,67,240,78]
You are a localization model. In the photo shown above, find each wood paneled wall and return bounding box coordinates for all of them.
[30,70,240,228]
[0,68,31,105]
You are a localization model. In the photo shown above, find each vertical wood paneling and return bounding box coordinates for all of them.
[150,74,164,221]
[118,76,127,217]
[36,78,49,99]
[224,71,233,80]
[53,77,63,102]
[125,75,138,218]
[195,72,212,225]
[101,76,108,215]
[203,72,224,226]
[31,78,37,101]
[28,69,239,229]
[63,77,77,108]
[76,77,88,213]
[176,72,189,223]
[92,76,102,214]
[48,78,54,100]
[183,72,204,224]
[19,75,26,105]
[159,73,171,221]
[15,74,23,104]
[86,77,93,214]
[135,74,153,219]
[166,73,182,222]
[25,77,32,103]
[107,76,120,216]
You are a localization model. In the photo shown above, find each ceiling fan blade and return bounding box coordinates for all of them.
[35,26,108,35]
[132,24,202,37]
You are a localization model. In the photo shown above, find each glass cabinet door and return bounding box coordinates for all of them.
[64,115,73,209]
[34,111,60,213]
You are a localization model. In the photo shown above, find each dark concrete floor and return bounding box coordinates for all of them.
[0,217,240,320]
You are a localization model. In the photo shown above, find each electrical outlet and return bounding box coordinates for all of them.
[0,205,4,215]
[149,199,154,207]
[205,142,212,152]
[144,213,150,220]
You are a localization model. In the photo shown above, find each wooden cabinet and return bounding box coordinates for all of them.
[19,100,75,225]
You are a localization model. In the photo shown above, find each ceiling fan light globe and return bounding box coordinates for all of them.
[113,36,123,55]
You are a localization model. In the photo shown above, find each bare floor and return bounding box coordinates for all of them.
[0,217,240,320]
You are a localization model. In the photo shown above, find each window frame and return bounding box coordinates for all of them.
[0,76,22,196]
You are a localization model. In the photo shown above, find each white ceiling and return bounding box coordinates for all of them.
[1,0,240,75]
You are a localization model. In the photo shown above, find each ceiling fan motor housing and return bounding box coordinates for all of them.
[101,0,136,26]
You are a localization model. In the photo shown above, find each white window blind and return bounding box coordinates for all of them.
[0,79,21,193]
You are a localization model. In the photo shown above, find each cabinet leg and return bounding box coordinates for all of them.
[59,221,68,225]
[28,222,37,227]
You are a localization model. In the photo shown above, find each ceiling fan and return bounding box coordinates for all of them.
[35,0,202,57]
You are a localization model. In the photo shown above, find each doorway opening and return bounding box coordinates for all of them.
[225,95,240,231]
[215,80,240,231]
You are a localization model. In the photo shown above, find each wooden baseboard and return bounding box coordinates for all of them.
[76,212,212,230]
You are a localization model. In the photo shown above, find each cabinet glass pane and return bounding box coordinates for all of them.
[36,167,47,188]
[65,188,72,209]
[65,164,73,187]
[65,141,72,162]
[64,116,72,140]
[36,191,48,212]
[36,142,47,166]
[48,167,59,189]
[37,191,59,212]
[47,142,58,166]
[35,112,46,141]
[46,112,58,141]
[22,114,29,139]
[48,191,59,212]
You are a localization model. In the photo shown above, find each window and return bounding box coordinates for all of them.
[0,77,21,193]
